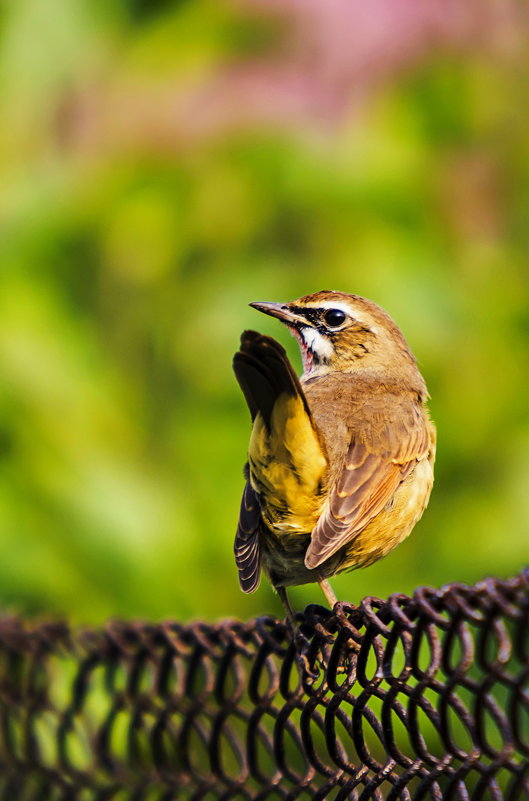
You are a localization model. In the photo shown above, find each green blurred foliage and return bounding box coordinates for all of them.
[0,0,527,623]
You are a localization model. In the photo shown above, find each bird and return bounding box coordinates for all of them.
[233,290,436,620]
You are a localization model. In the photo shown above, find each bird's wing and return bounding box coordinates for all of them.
[233,332,327,590]
[305,393,431,570]
[234,477,261,593]
[233,330,313,426]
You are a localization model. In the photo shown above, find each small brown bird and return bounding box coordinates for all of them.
[233,290,436,618]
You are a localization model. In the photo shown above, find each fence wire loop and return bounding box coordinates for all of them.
[0,570,528,800]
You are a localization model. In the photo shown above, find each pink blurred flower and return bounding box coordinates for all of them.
[192,0,526,129]
[57,0,528,153]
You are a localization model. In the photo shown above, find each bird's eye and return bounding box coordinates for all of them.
[323,309,346,328]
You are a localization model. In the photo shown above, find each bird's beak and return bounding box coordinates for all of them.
[249,301,310,328]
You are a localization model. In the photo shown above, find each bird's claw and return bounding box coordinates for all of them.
[294,631,320,683]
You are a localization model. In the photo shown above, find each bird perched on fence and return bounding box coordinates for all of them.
[233,290,436,620]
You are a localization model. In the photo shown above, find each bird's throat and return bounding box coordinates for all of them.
[289,326,333,376]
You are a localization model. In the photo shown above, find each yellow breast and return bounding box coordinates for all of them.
[248,393,327,535]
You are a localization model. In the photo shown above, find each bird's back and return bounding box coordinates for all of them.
[301,367,429,478]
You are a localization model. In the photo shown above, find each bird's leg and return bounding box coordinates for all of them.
[277,586,318,680]
[277,586,297,628]
[318,578,338,608]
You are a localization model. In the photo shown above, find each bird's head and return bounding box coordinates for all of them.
[250,290,418,378]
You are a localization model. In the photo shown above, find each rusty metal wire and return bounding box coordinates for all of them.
[0,571,527,800]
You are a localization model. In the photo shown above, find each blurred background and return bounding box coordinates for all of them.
[0,0,527,624]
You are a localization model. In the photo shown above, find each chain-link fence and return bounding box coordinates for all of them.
[0,570,527,800]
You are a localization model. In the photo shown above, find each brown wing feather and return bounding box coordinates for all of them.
[305,394,430,570]
[234,478,261,593]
